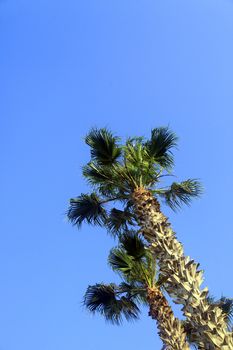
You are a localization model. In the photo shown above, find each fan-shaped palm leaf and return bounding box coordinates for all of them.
[119,231,146,259]
[84,283,140,324]
[85,128,122,165]
[158,179,203,211]
[146,127,178,169]
[107,208,135,236]
[83,162,130,194]
[67,193,107,227]
[82,162,114,186]
[109,234,155,287]
[108,248,133,275]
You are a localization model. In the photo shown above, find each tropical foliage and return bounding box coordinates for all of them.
[84,233,152,324]
[84,233,190,349]
[68,127,202,232]
[67,127,233,349]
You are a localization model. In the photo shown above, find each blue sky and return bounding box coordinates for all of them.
[1,0,233,349]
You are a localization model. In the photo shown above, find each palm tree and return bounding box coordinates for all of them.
[84,232,190,349]
[68,127,233,349]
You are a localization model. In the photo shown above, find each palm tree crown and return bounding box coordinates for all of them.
[68,127,202,232]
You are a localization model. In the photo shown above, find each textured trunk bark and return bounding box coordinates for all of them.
[132,187,233,350]
[147,287,190,350]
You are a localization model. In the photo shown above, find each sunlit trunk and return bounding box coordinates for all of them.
[147,286,190,350]
[132,187,233,350]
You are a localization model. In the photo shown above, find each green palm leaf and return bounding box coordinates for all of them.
[124,140,148,168]
[109,234,155,287]
[124,139,158,187]
[83,162,130,194]
[67,193,107,227]
[85,128,122,165]
[158,179,203,211]
[83,162,114,186]
[118,282,147,304]
[108,248,133,275]
[146,127,178,169]
[84,283,140,324]
[119,231,146,259]
[107,208,135,236]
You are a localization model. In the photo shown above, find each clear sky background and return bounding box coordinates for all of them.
[1,0,233,349]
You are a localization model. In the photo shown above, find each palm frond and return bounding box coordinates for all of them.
[108,248,133,275]
[146,127,178,169]
[118,281,140,295]
[108,241,155,287]
[119,282,147,304]
[119,296,140,322]
[124,140,148,168]
[158,179,203,211]
[124,139,158,187]
[67,193,107,228]
[83,162,130,194]
[83,162,113,186]
[85,128,122,165]
[112,163,140,189]
[84,283,140,324]
[107,208,135,236]
[119,231,146,259]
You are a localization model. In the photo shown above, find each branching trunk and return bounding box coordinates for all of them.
[132,187,233,350]
[147,287,190,350]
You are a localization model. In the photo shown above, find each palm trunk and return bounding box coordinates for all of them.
[132,187,233,350]
[147,286,190,350]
